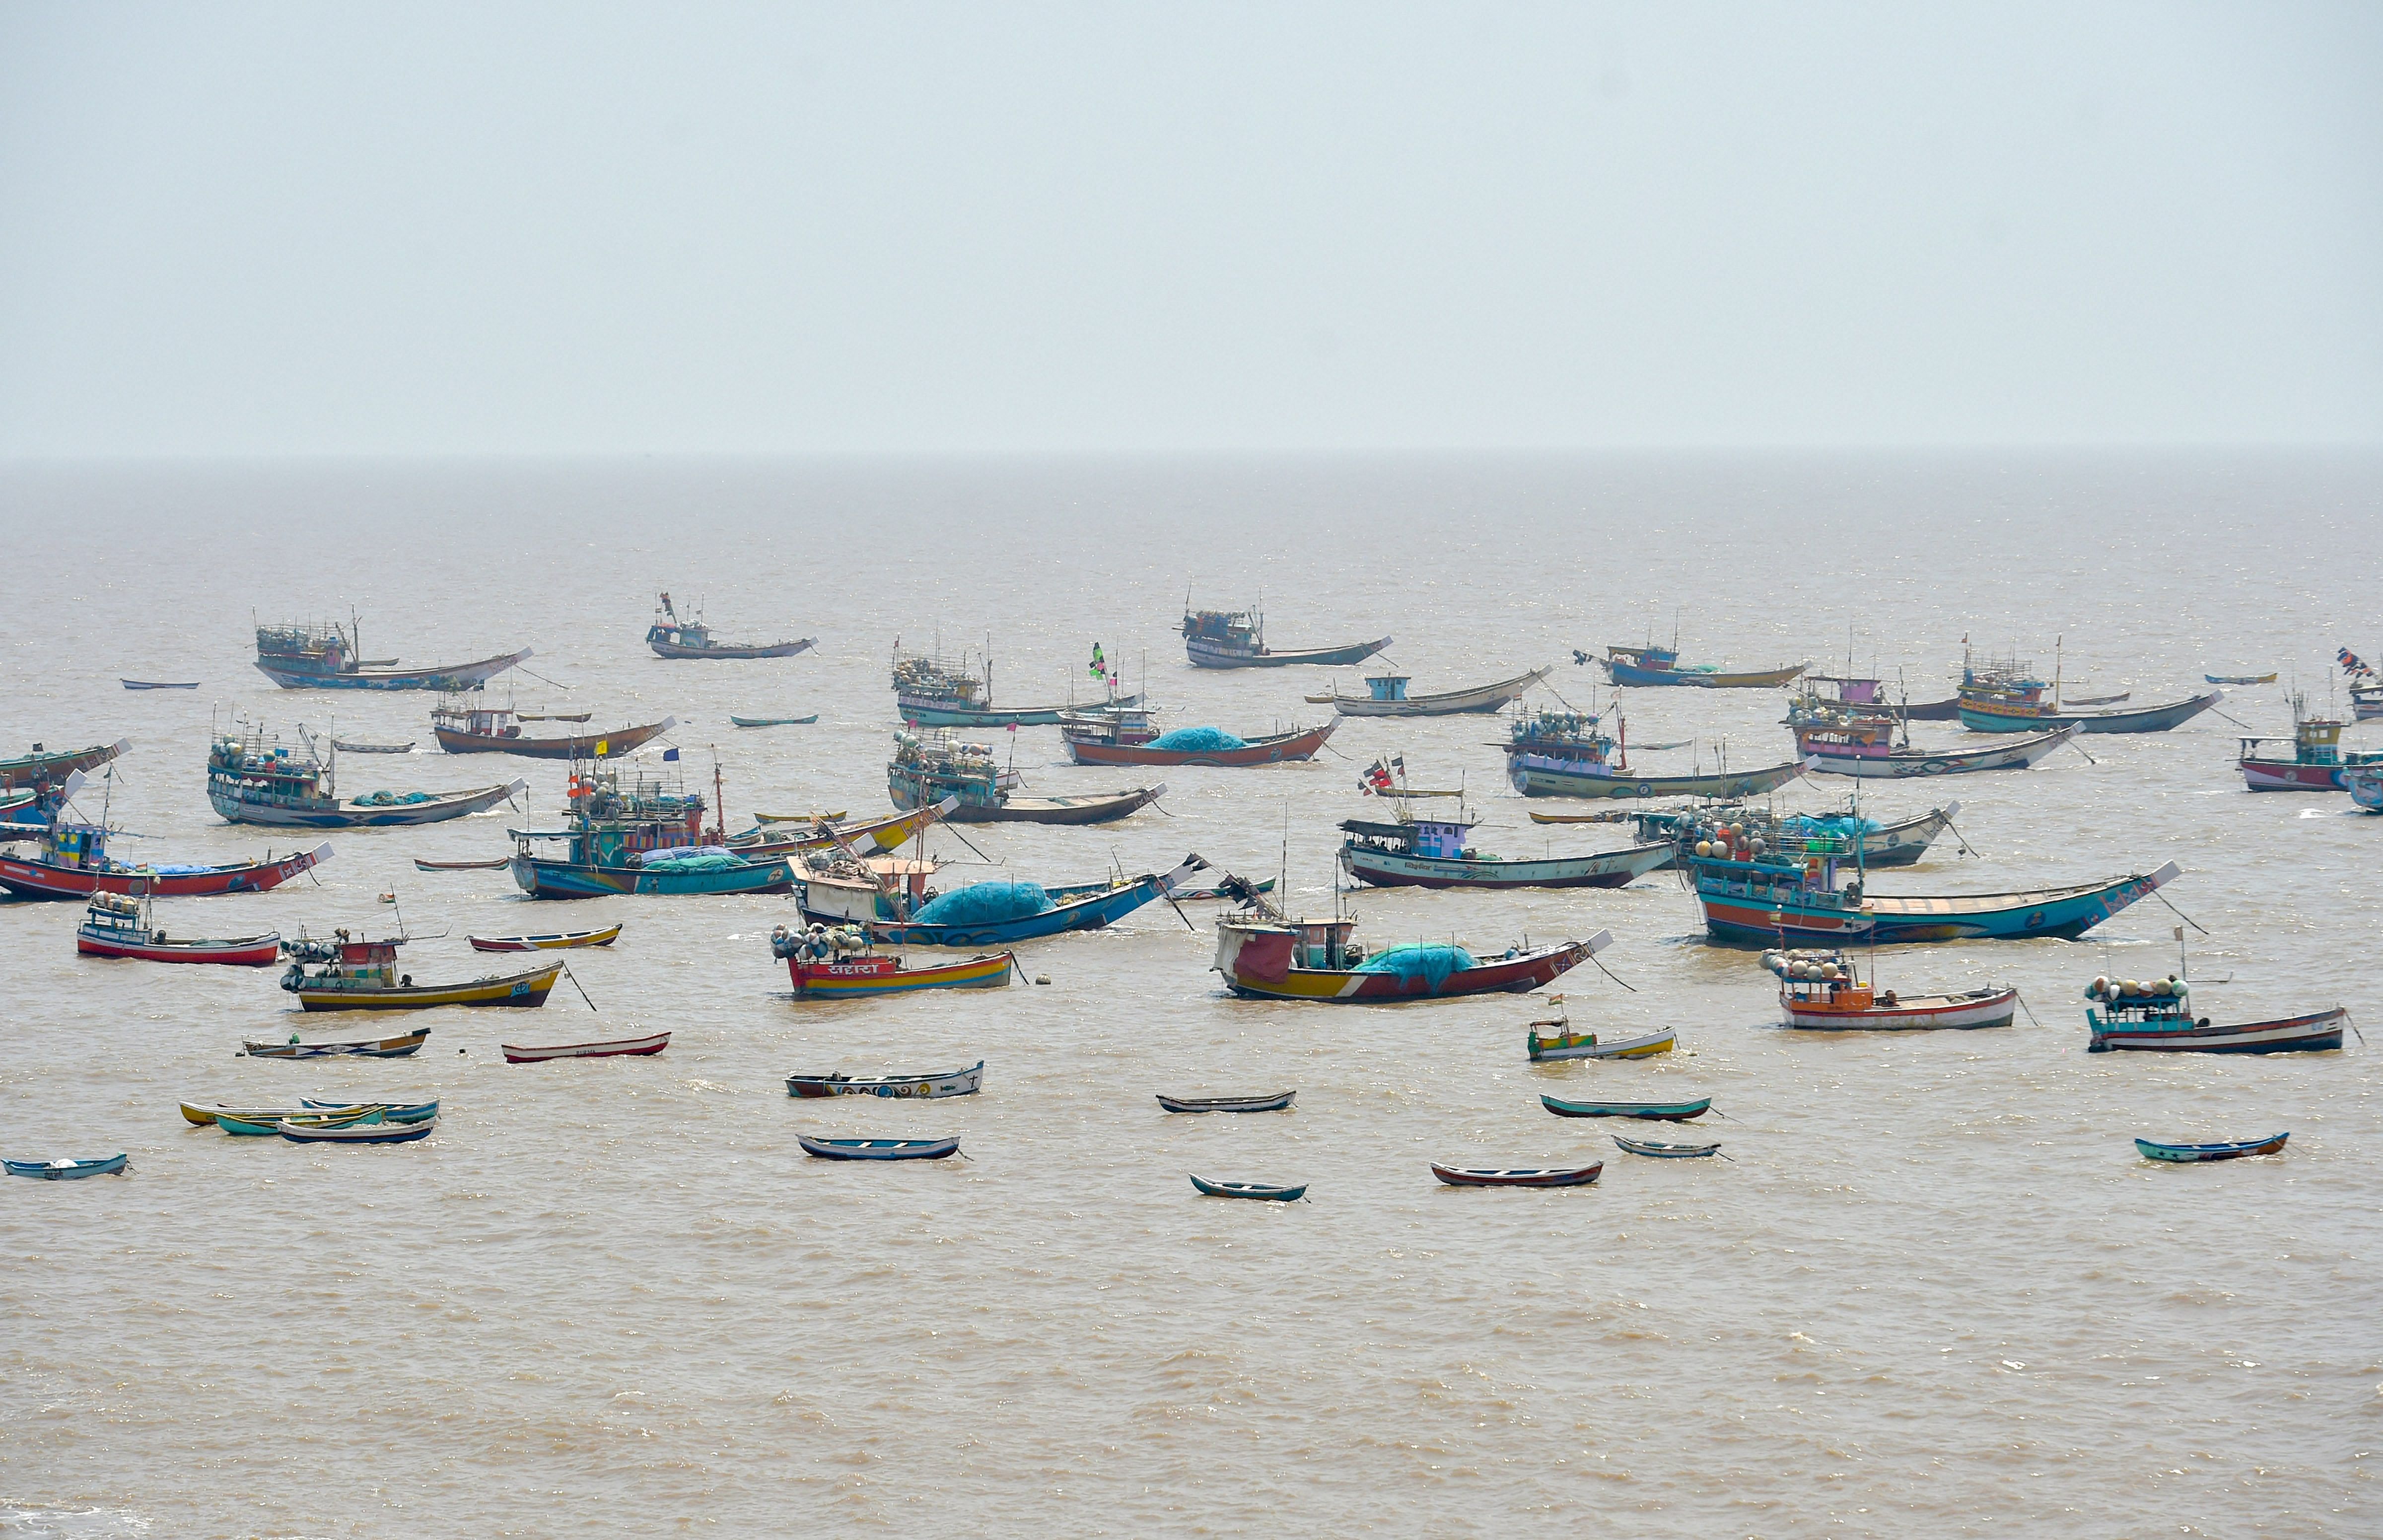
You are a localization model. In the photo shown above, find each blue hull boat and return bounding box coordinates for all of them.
[511,853,797,899]
[6,1153,129,1179]
[863,857,1206,947]
[2135,1132,2288,1163]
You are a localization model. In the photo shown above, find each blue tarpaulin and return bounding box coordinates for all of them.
[911,881,1053,925]
[636,848,747,871]
[1148,726,1248,752]
[1352,944,1477,990]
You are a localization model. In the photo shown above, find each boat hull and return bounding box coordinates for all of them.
[1186,637,1392,669]
[511,854,797,899]
[1318,667,1550,716]
[1219,939,1593,1002]
[1527,1027,1676,1060]
[1782,986,2018,1030]
[1959,692,2222,734]
[901,694,1141,728]
[2240,759,2350,792]
[501,1031,671,1062]
[0,841,332,900]
[0,739,130,791]
[1342,840,1673,891]
[864,860,1201,947]
[1697,861,2180,947]
[1431,1162,1602,1188]
[5,1154,129,1179]
[2089,1006,2345,1053]
[1606,660,1806,688]
[1542,1095,1712,1120]
[1509,758,1805,800]
[255,648,531,691]
[1062,724,1332,767]
[431,719,673,758]
[469,925,622,951]
[798,1135,960,1161]
[76,929,281,966]
[1802,725,2077,778]
[888,779,1164,825]
[292,963,560,1011]
[244,1029,432,1056]
[2136,1133,2289,1162]
[648,636,816,660]
[208,780,524,828]
[787,951,1014,996]
[1628,804,1960,869]
[788,1061,984,1098]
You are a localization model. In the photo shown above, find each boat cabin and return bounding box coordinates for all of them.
[1763,949,1878,1011]
[532,767,714,866]
[1058,706,1159,748]
[1609,645,1678,674]
[1690,847,1863,915]
[1793,716,1895,762]
[1809,675,1884,706]
[431,701,524,740]
[1182,609,1262,655]
[255,622,356,678]
[41,820,116,870]
[1363,675,1410,702]
[892,652,988,711]
[1215,917,1361,978]
[208,729,334,810]
[81,890,145,934]
[1339,814,1475,861]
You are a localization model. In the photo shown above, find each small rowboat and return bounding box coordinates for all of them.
[1189,1175,1307,1201]
[331,738,415,754]
[243,1028,431,1059]
[1542,1094,1712,1121]
[470,925,622,952]
[6,1153,130,1178]
[501,1031,669,1063]
[217,1108,382,1136]
[276,1116,436,1144]
[1430,1161,1602,1188]
[1525,1018,1676,1061]
[300,1098,438,1123]
[1156,1091,1295,1114]
[730,714,819,727]
[1613,1135,1723,1158]
[798,1135,960,1161]
[415,856,511,871]
[2135,1132,2289,1163]
[787,1061,982,1099]
[122,680,201,690]
[2205,673,2276,686]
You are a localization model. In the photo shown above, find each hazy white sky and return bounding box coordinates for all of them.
[1,2,2377,455]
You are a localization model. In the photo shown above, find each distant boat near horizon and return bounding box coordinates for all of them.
[122,679,200,690]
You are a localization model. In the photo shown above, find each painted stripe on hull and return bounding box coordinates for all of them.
[511,856,797,899]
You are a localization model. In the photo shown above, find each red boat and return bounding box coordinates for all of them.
[1212,918,1601,1002]
[74,891,282,966]
[1061,710,1336,768]
[0,817,332,900]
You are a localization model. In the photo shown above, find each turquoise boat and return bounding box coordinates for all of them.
[1190,1174,1308,1200]
[2134,1133,2289,1162]
[5,1153,130,1179]
[1541,1095,1712,1120]
[511,762,798,899]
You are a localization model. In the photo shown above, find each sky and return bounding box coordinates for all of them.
[0,2,2378,456]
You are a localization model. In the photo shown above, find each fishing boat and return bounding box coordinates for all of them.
[1304,666,1550,717]
[415,856,511,871]
[772,922,1015,995]
[1690,829,2179,946]
[0,739,129,792]
[1502,708,1805,800]
[1212,918,1605,1003]
[725,802,951,859]
[331,738,413,754]
[1957,662,2220,733]
[798,1135,960,1161]
[1542,1095,1712,1120]
[1602,644,1807,689]
[5,1154,129,1179]
[786,1060,984,1098]
[181,1099,437,1125]
[1627,802,1963,869]
[207,722,524,827]
[2134,1133,2289,1163]
[511,760,798,899]
[301,1098,439,1123]
[1525,1002,1675,1061]
[1188,1175,1307,1200]
[1340,796,1670,891]
[1156,1091,1296,1113]
[122,680,200,690]
[244,1026,434,1057]
[275,1117,436,1144]
[645,593,814,659]
[254,620,530,691]
[862,857,1210,947]
[888,728,1164,824]
[1060,711,1336,767]
[217,1108,383,1135]
[501,1031,670,1063]
[0,794,332,901]
[75,889,281,966]
[729,714,818,727]
[2238,696,2382,790]
[1430,1162,1602,1188]
[892,646,1136,727]
[2083,974,2345,1053]
[1797,713,2080,778]
[1612,1136,1723,1158]
[1763,947,2017,1030]
[431,700,676,759]
[1182,607,1390,670]
[470,925,621,951]
[279,929,561,1011]
[1797,675,1962,720]
[2348,768,2383,812]
[2206,673,2276,686]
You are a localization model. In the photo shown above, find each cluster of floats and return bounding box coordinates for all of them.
[18,617,2378,1181]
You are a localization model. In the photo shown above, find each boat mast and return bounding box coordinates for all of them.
[712,756,726,844]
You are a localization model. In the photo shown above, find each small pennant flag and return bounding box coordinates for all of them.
[378,892,396,904]
[1007,722,1019,733]
[595,739,610,757]
[662,747,680,762]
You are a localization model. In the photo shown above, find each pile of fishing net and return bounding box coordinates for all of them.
[1352,944,1477,990]
[1148,726,1248,752]
[635,848,748,871]
[1781,813,1883,835]
[354,790,436,806]
[910,880,1053,925]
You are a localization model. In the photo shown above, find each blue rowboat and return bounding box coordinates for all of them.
[863,857,1207,948]
[301,1098,440,1124]
[798,1135,960,1161]
[1190,1174,1307,1200]
[1542,1094,1712,1120]
[276,1116,435,1144]
[5,1153,129,1179]
[1613,1135,1722,1158]
[2135,1132,2288,1163]
[1430,1161,1602,1188]
[511,851,798,899]
[219,1109,383,1136]
[1693,851,2179,947]
[730,714,818,728]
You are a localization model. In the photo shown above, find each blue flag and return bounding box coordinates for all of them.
[662,747,680,761]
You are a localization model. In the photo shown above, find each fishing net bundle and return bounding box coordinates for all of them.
[635,848,749,871]
[354,790,437,806]
[910,880,1054,925]
[1352,944,1478,989]
[1780,813,1884,835]
[1148,726,1249,752]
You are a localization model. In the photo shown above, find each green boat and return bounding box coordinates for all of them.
[1540,1094,1712,1121]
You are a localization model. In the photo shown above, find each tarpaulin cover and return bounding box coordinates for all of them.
[1352,944,1477,990]
[1148,726,1248,752]
[911,881,1054,925]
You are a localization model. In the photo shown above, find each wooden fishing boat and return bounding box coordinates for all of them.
[646,594,814,659]
[1212,920,1605,1003]
[1612,1136,1723,1158]
[787,1060,983,1099]
[1541,1094,1712,1120]
[1502,708,1804,800]
[863,857,1208,948]
[772,926,1016,995]
[279,930,561,1011]
[729,714,818,727]
[217,1108,382,1135]
[2348,768,2383,812]
[1629,802,1962,870]
[1183,608,1389,670]
[415,856,511,871]
[2083,976,2345,1053]
[2239,698,2382,790]
[182,1099,434,1125]
[501,1031,670,1063]
[2063,690,2132,707]
[1798,715,2080,777]
[2206,673,2276,686]
[1306,666,1551,717]
[512,762,801,898]
[1061,714,1336,767]
[431,702,676,759]
[5,1153,129,1179]
[275,1116,436,1144]
[889,728,1163,824]
[330,738,413,754]
[244,1027,433,1057]
[1156,1091,1295,1114]
[1692,835,2179,946]
[0,820,332,901]
[1189,1174,1307,1200]
[0,739,129,792]
[254,620,530,691]
[2135,1132,2289,1163]
[1525,1008,1676,1061]
[1765,948,2017,1030]
[893,646,1136,727]
[469,925,622,952]
[1797,675,1962,720]
[798,1135,960,1161]
[1959,684,2221,734]
[75,890,281,966]
[725,801,950,858]
[1430,1161,1602,1188]
[208,723,523,827]
[299,1098,439,1123]
[1603,644,1807,689]
[122,679,200,690]
[1340,804,1672,890]
[1174,875,1275,903]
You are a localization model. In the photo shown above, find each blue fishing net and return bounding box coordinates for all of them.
[1148,726,1248,752]
[1782,813,1883,835]
[911,880,1053,925]
[1352,944,1477,989]
[636,848,747,871]
[355,790,436,806]
[143,864,216,875]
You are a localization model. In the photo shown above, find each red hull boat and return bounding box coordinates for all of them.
[1062,722,1336,767]
[77,930,282,965]
[0,840,332,900]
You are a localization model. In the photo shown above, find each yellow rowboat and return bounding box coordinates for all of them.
[286,962,561,1012]
[729,800,954,857]
[468,924,622,952]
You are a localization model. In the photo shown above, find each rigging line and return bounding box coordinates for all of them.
[2210,707,2257,732]
[559,960,599,1012]
[512,666,574,691]
[1937,809,1982,858]
[1588,953,1639,993]
[938,822,1001,866]
[2013,989,2042,1029]
[2149,887,2210,936]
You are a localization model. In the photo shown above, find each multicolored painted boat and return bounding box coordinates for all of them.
[5,1154,129,1179]
[1957,663,2222,733]
[1189,1174,1307,1199]
[1305,667,1550,716]
[2348,768,2383,812]
[244,1027,433,1057]
[1340,804,1671,890]
[75,890,281,966]
[888,729,1163,824]
[1602,644,1806,689]
[1763,947,2017,1030]
[1211,919,1603,1002]
[892,646,1134,727]
[1541,1095,1712,1120]
[1797,675,1962,720]
[469,925,621,952]
[646,594,814,659]
[0,739,129,792]
[863,857,1208,947]
[254,620,530,691]
[1524,1004,1675,1061]
[275,1116,436,1144]
[0,819,332,901]
[501,1031,670,1063]
[786,1061,983,1099]
[431,702,676,759]
[1501,709,1804,800]
[1796,715,2079,777]
[1060,712,1336,767]
[2239,698,2382,790]
[1182,608,1389,670]
[279,930,561,1011]
[206,723,524,827]
[2083,975,2345,1053]
[1612,1136,1723,1158]
[799,1135,960,1161]
[1627,802,1963,869]
[2135,1133,2289,1162]
[1430,1161,1602,1188]
[512,762,799,898]
[771,922,1017,994]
